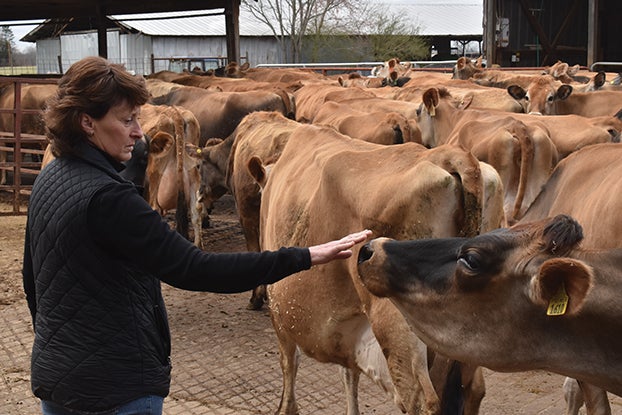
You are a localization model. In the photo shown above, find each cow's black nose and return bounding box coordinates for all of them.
[358,242,373,264]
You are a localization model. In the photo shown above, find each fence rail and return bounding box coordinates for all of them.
[0,77,54,215]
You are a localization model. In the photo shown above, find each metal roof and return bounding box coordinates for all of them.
[22,2,482,41]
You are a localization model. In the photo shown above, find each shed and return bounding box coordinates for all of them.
[483,0,622,70]
[19,1,484,74]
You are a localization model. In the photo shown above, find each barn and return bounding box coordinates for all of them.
[483,0,622,70]
[18,1,485,75]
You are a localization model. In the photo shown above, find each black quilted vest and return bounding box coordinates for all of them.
[26,144,171,411]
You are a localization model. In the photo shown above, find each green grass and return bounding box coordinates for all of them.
[0,66,37,75]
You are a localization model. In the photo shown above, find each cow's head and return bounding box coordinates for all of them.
[507,76,573,115]
[186,139,230,211]
[452,56,483,80]
[357,214,595,367]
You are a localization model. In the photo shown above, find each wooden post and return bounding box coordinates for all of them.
[225,0,241,64]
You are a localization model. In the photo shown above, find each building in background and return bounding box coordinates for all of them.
[20,2,483,75]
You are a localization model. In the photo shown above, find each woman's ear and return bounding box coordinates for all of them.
[80,113,95,136]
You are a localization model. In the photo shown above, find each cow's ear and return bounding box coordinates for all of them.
[338,76,345,86]
[567,64,581,76]
[456,56,467,71]
[458,93,474,110]
[507,85,526,100]
[551,62,569,78]
[185,143,206,159]
[204,138,223,147]
[422,88,439,116]
[247,155,269,189]
[593,71,606,89]
[529,257,594,316]
[556,85,573,100]
[149,132,174,156]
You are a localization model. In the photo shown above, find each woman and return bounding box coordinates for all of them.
[22,56,371,415]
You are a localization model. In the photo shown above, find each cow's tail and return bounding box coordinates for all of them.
[426,147,483,237]
[172,106,190,240]
[447,152,483,238]
[510,125,534,224]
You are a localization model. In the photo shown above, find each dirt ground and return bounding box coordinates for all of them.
[1,192,621,415]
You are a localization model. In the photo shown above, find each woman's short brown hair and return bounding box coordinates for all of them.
[44,56,150,157]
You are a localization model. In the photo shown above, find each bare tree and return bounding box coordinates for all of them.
[243,0,429,64]
[243,0,349,63]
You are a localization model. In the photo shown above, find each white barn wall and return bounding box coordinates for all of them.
[35,38,61,74]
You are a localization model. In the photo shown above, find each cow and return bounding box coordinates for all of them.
[293,82,377,123]
[0,80,57,184]
[417,87,559,223]
[138,103,204,248]
[247,123,506,415]
[357,213,622,399]
[150,84,295,144]
[452,56,485,80]
[419,86,622,159]
[507,76,622,117]
[313,100,418,144]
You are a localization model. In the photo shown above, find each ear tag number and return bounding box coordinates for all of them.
[547,283,569,316]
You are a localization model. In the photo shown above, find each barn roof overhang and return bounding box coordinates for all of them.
[0,0,242,63]
[0,1,231,21]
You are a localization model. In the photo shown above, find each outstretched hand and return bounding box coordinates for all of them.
[308,229,373,265]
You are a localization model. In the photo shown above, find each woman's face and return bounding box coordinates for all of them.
[82,101,143,162]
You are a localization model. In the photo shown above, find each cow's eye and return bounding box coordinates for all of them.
[524,95,530,102]
[458,251,481,271]
[547,95,554,102]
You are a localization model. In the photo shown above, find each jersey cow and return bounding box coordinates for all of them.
[357,214,622,400]
[249,125,506,414]
[417,87,558,223]
[150,84,295,144]
[139,103,204,248]
[518,143,622,414]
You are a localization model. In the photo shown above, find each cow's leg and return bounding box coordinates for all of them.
[579,380,611,415]
[274,335,300,415]
[340,366,361,415]
[460,364,485,415]
[247,284,267,310]
[563,377,584,415]
[189,187,204,249]
[367,298,440,415]
[428,356,485,415]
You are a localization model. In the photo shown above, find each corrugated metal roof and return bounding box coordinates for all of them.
[109,2,482,37]
[23,2,482,40]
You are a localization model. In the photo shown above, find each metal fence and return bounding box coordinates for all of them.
[0,77,54,215]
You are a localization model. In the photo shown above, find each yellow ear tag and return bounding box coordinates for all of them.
[196,148,202,155]
[547,283,569,316]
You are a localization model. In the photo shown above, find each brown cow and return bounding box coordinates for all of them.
[518,142,622,414]
[313,100,417,144]
[357,214,622,399]
[248,124,506,414]
[139,103,204,248]
[150,84,295,144]
[417,87,559,223]
[0,80,57,184]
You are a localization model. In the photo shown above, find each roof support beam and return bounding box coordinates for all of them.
[96,3,108,58]
[225,0,240,64]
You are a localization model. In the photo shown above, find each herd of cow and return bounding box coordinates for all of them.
[2,56,622,414]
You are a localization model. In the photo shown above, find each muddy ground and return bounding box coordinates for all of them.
[1,192,620,414]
